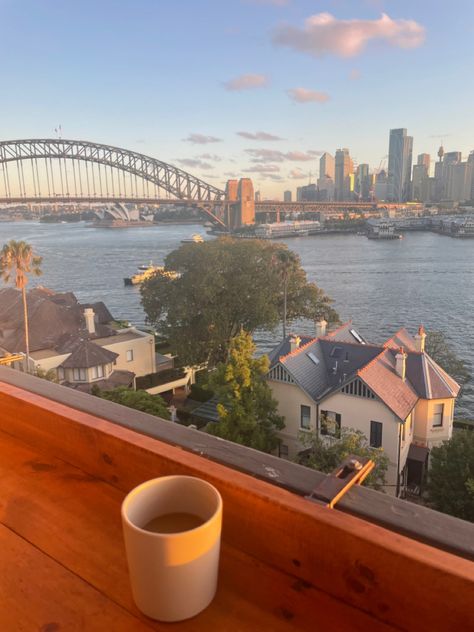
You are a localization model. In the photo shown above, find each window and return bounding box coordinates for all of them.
[300,405,311,430]
[307,352,319,365]
[279,444,289,458]
[57,367,65,381]
[433,403,444,427]
[91,365,104,379]
[126,349,134,362]
[320,410,341,438]
[370,421,383,448]
[72,368,87,382]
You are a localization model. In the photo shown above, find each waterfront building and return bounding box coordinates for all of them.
[0,287,157,392]
[283,190,292,202]
[297,183,317,202]
[266,322,460,497]
[387,128,413,202]
[335,148,353,201]
[316,175,335,201]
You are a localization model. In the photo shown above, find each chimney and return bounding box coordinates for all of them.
[84,308,95,335]
[289,335,301,352]
[315,319,327,338]
[395,346,406,381]
[414,325,426,353]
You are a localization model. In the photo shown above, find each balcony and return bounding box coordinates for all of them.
[0,366,473,630]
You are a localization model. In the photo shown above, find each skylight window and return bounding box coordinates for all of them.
[307,352,320,365]
[350,328,365,344]
[330,346,342,358]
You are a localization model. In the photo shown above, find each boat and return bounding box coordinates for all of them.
[367,221,403,240]
[254,220,321,240]
[181,233,204,244]
[124,263,178,286]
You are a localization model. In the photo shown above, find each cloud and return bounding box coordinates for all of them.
[224,171,239,177]
[349,68,361,80]
[196,153,222,161]
[183,133,222,144]
[287,88,330,103]
[243,164,281,173]
[307,150,324,156]
[178,158,213,170]
[223,74,269,91]
[237,131,283,141]
[288,169,308,179]
[273,12,425,58]
[246,148,317,162]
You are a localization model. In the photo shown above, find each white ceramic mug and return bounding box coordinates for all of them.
[121,475,222,622]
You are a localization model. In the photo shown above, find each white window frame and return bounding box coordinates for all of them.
[433,403,444,428]
[126,349,134,362]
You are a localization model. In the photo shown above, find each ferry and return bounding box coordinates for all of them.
[124,263,178,286]
[254,220,321,240]
[181,233,204,244]
[367,221,402,240]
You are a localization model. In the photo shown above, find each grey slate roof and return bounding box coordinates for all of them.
[60,341,118,368]
[280,340,329,401]
[267,335,314,367]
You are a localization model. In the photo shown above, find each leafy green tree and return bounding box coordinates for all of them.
[0,240,42,369]
[205,330,284,453]
[272,248,299,339]
[297,428,389,491]
[426,430,474,522]
[94,386,170,419]
[141,238,338,367]
[426,330,472,419]
[426,331,471,386]
[34,367,59,383]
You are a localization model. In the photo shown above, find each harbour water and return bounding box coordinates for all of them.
[0,221,472,417]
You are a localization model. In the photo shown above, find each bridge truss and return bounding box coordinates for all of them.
[0,139,227,225]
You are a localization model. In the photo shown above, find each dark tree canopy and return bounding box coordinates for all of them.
[426,430,474,522]
[141,238,338,366]
[297,428,389,491]
[205,330,284,453]
[94,386,170,420]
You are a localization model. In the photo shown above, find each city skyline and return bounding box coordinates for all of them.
[1,1,473,196]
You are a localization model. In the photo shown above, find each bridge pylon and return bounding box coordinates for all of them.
[226,178,255,230]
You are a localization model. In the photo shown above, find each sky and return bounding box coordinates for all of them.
[1,0,473,198]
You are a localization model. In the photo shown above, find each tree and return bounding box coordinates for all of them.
[205,330,284,453]
[426,330,472,418]
[296,428,389,491]
[272,248,299,339]
[426,430,474,522]
[94,387,170,420]
[34,367,59,383]
[425,331,471,386]
[0,240,42,370]
[141,238,338,367]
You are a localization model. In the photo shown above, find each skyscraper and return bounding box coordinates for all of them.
[283,190,292,202]
[319,153,335,180]
[412,154,430,201]
[335,148,353,201]
[387,128,413,202]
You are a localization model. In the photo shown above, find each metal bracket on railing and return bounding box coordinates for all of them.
[306,455,375,509]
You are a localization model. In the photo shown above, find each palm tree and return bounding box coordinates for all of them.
[273,249,299,339]
[0,240,42,370]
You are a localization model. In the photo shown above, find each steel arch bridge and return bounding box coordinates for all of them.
[0,138,228,226]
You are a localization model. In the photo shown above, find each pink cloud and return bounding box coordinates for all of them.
[287,88,330,104]
[178,158,213,170]
[243,164,280,173]
[273,13,425,58]
[288,169,308,179]
[246,148,318,162]
[349,68,361,80]
[183,133,222,144]
[223,74,269,91]
[237,131,283,141]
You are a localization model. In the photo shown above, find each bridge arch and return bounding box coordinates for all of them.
[0,139,225,202]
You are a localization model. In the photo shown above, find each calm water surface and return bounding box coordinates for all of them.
[0,221,472,417]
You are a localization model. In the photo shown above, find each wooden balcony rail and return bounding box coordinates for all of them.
[0,366,473,631]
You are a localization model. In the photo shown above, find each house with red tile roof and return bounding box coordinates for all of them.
[266,321,460,497]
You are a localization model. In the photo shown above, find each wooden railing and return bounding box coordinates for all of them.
[0,366,473,630]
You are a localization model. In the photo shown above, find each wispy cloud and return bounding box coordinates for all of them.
[273,13,425,58]
[307,150,324,156]
[183,133,222,144]
[196,153,222,161]
[288,169,308,179]
[178,158,213,170]
[246,148,316,162]
[287,88,330,103]
[243,164,281,173]
[237,131,283,141]
[223,74,269,91]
